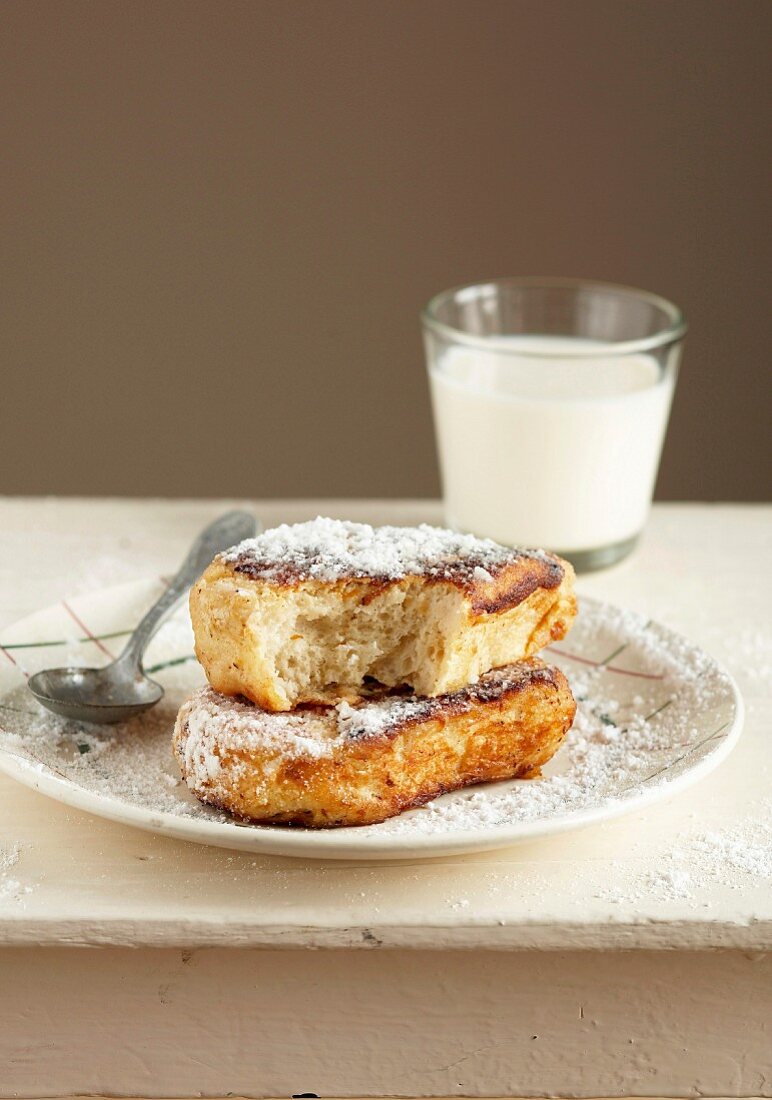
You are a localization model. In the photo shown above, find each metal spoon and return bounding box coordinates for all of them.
[28,510,257,724]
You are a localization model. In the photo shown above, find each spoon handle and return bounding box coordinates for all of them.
[117,510,258,670]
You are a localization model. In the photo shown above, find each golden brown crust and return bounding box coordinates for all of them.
[172,660,576,828]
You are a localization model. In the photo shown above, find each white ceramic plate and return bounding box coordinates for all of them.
[0,578,743,860]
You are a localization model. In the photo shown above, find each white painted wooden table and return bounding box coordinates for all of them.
[0,499,770,1099]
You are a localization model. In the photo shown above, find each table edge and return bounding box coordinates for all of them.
[1,917,770,951]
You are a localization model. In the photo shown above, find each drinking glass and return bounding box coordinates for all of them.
[422,278,686,571]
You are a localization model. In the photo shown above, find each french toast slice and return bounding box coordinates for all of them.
[173,658,576,828]
[190,518,576,711]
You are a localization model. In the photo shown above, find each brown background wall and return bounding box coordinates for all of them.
[1,0,769,500]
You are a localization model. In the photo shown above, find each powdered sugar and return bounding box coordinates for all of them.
[0,694,223,821]
[0,844,34,901]
[593,807,772,906]
[221,517,556,584]
[332,692,453,741]
[686,818,772,879]
[180,688,339,766]
[333,697,426,741]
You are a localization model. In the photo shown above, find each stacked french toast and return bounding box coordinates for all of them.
[173,518,578,827]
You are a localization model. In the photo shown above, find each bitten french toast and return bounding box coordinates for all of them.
[190,518,576,712]
[173,659,576,828]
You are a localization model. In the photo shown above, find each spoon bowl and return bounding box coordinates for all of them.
[28,666,164,724]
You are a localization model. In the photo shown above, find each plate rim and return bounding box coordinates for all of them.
[0,583,745,860]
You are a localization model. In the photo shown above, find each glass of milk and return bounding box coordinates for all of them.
[422,278,686,571]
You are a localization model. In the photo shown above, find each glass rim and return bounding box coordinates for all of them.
[421,276,688,357]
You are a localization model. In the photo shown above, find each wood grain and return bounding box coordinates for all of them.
[3,947,770,1098]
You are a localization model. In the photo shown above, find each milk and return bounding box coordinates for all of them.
[429,336,675,553]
